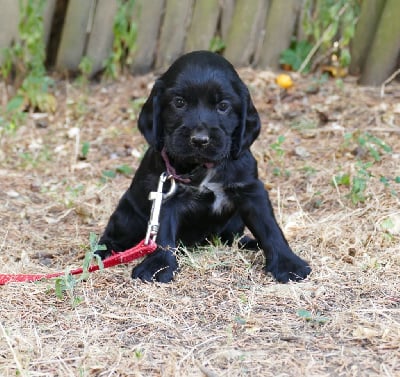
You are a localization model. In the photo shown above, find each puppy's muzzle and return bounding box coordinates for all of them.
[190,128,210,147]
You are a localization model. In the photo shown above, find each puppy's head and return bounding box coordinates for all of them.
[138,51,260,164]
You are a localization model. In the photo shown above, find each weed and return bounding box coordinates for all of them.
[104,0,137,79]
[348,161,372,205]
[301,165,318,177]
[335,131,395,205]
[209,36,226,53]
[102,169,117,180]
[280,39,313,72]
[54,233,105,306]
[80,141,90,160]
[269,135,290,177]
[100,164,133,183]
[270,135,286,158]
[351,131,392,161]
[116,164,134,176]
[0,0,55,131]
[280,0,360,72]
[0,97,27,133]
[297,308,329,325]
[77,56,93,87]
[134,349,144,359]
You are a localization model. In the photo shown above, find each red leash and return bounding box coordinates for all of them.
[0,172,176,286]
[0,239,157,285]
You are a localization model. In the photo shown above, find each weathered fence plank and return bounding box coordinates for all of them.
[155,0,194,70]
[360,0,400,85]
[223,0,268,67]
[258,0,300,70]
[130,0,165,74]
[295,0,309,41]
[220,0,236,41]
[0,0,20,64]
[349,0,386,76]
[43,0,56,46]
[56,0,95,72]
[185,0,220,52]
[86,0,119,76]
[0,0,55,64]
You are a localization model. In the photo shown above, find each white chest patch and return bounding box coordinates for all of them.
[199,169,232,214]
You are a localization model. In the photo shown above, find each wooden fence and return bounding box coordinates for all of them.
[0,0,399,85]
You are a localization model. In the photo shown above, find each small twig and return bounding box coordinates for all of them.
[0,322,29,377]
[298,4,349,74]
[380,67,400,98]
[197,362,220,377]
[310,45,336,72]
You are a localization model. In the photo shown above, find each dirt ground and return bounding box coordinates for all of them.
[0,69,399,377]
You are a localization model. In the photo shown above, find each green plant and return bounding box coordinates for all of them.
[54,233,105,306]
[0,97,27,132]
[0,0,55,131]
[104,0,137,79]
[280,39,313,72]
[280,0,360,73]
[209,36,226,53]
[77,56,93,87]
[335,131,394,205]
[297,308,329,325]
[348,161,373,205]
[269,135,290,177]
[349,132,392,162]
[80,141,90,160]
[101,164,134,183]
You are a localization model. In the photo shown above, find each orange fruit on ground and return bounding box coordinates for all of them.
[275,74,293,89]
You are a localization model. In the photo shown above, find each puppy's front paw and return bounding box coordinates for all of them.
[94,247,111,260]
[132,249,178,283]
[266,252,311,283]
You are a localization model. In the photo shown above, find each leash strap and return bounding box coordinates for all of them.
[0,172,176,285]
[0,239,157,285]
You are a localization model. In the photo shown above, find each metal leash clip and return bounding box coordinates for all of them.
[144,172,176,245]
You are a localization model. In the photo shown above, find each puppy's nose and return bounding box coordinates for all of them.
[190,130,209,147]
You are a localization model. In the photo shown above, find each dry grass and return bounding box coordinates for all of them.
[0,70,399,376]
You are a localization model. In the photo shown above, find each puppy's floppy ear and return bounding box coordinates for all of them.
[138,80,165,151]
[232,85,261,159]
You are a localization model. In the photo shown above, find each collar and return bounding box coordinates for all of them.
[161,147,215,184]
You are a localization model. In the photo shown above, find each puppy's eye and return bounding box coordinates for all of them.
[216,100,230,114]
[173,96,186,109]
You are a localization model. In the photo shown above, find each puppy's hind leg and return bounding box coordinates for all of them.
[218,214,259,250]
[96,193,147,259]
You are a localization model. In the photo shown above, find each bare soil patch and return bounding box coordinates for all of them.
[0,70,399,376]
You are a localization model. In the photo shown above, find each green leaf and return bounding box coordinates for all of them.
[297,309,313,321]
[102,170,116,179]
[334,173,350,186]
[297,308,329,324]
[116,164,133,176]
[280,40,312,72]
[339,48,351,67]
[6,95,24,112]
[89,232,98,251]
[54,278,65,299]
[81,141,90,158]
[380,176,390,187]
[72,296,84,307]
[235,316,246,325]
[381,218,394,230]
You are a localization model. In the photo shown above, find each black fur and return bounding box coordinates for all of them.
[97,51,311,283]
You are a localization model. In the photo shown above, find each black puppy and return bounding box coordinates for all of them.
[97,51,311,283]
